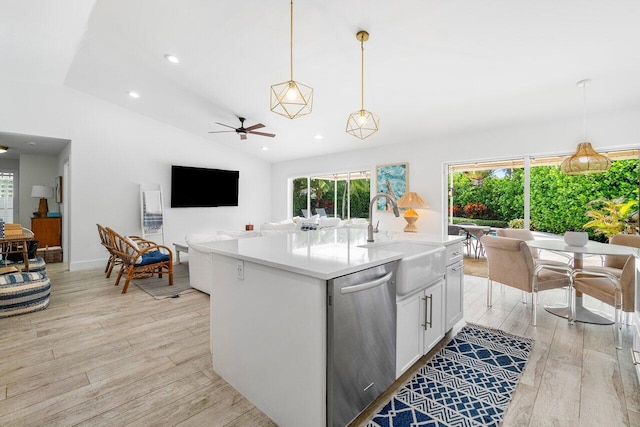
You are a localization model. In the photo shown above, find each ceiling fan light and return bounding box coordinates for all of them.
[346,109,380,139]
[270,80,313,119]
[560,142,611,174]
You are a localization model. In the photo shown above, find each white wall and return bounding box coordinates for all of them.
[271,107,640,236]
[0,80,272,271]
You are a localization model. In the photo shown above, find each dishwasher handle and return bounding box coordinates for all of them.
[340,271,393,294]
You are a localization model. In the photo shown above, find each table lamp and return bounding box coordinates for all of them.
[397,192,427,232]
[31,185,54,217]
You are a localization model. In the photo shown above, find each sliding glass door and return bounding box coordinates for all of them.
[291,170,371,219]
[447,149,639,240]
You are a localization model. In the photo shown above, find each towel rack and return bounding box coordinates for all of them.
[140,184,164,244]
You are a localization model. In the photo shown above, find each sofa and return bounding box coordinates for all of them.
[186,217,368,294]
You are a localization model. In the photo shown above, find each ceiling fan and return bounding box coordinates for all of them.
[208,117,275,140]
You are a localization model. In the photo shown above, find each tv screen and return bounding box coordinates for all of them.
[171,165,239,207]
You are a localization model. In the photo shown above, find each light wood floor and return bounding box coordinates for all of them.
[0,263,275,426]
[1,264,639,426]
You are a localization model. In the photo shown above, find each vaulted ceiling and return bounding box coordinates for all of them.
[3,1,640,162]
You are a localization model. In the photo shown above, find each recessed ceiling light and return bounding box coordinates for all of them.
[314,134,323,140]
[128,91,140,98]
[164,54,180,64]
[0,146,8,154]
[261,146,269,151]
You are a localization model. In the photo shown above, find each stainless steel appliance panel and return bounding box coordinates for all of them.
[327,261,398,427]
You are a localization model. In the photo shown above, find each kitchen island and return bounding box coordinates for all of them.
[196,228,462,426]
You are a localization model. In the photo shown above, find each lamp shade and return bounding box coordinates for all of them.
[397,192,427,209]
[397,192,426,233]
[560,142,611,174]
[31,185,54,199]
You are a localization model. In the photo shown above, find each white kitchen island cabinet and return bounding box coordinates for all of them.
[445,241,465,332]
[201,228,464,427]
[396,279,445,378]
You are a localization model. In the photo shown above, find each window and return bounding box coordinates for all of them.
[291,170,371,219]
[447,149,639,240]
[0,172,15,223]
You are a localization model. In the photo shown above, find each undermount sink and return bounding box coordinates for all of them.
[361,241,446,296]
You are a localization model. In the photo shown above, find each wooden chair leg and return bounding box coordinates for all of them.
[168,262,174,286]
[121,268,136,294]
[115,266,125,286]
[106,256,116,278]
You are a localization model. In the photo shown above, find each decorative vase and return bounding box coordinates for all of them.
[564,231,588,246]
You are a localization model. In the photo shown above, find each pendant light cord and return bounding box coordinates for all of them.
[582,81,587,140]
[360,38,364,111]
[289,0,294,81]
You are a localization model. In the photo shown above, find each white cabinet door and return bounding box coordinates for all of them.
[422,281,444,354]
[445,260,464,332]
[396,291,424,378]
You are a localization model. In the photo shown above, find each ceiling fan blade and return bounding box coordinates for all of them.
[214,122,238,130]
[208,130,236,133]
[244,123,265,132]
[248,131,276,138]
[240,134,247,141]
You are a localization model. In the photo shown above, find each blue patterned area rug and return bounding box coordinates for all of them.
[366,323,533,427]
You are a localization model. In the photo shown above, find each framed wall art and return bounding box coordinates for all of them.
[376,162,408,210]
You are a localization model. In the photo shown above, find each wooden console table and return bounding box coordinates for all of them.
[0,234,35,271]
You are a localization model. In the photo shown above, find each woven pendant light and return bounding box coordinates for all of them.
[560,80,611,174]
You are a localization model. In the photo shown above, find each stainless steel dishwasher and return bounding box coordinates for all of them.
[327,261,398,427]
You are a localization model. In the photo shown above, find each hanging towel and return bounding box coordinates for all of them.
[144,191,162,214]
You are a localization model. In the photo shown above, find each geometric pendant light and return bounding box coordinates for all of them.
[270,0,313,119]
[560,79,611,174]
[346,30,380,139]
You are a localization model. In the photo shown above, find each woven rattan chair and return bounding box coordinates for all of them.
[107,227,173,294]
[97,224,121,278]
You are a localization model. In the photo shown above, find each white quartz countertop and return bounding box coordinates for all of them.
[193,228,462,280]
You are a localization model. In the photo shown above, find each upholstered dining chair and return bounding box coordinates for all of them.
[97,224,121,278]
[572,234,640,349]
[107,227,173,294]
[481,235,573,326]
[496,228,572,267]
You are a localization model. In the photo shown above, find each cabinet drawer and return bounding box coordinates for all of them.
[446,242,463,265]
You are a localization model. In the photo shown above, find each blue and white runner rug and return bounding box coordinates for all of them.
[367,323,533,427]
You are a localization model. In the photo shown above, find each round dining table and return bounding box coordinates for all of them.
[526,238,638,325]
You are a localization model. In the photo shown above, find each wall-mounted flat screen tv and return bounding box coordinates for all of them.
[171,165,239,207]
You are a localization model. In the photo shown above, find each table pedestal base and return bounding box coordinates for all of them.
[544,296,613,325]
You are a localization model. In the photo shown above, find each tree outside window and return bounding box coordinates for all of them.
[291,171,370,219]
[448,151,639,241]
